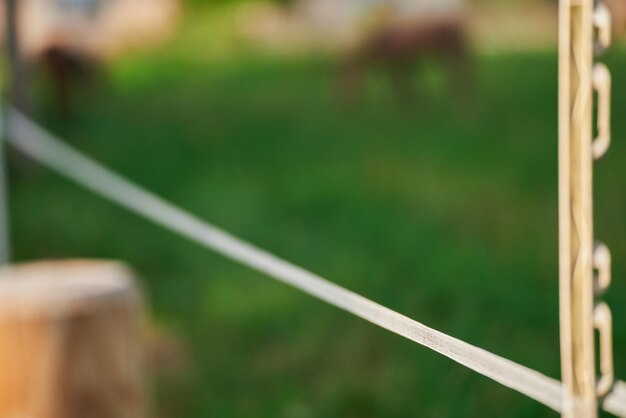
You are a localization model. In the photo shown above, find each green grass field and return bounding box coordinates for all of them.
[7,11,626,417]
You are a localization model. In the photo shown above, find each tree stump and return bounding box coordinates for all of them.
[0,260,145,418]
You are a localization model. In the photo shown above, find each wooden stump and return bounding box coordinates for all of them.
[0,260,145,418]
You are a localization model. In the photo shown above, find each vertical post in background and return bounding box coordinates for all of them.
[558,0,597,416]
[0,0,18,265]
[0,101,9,265]
[5,0,27,112]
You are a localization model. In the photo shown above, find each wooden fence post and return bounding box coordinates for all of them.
[0,260,145,418]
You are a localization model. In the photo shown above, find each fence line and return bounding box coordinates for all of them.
[5,108,626,416]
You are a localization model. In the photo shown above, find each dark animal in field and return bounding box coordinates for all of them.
[338,17,472,103]
[37,46,101,116]
[0,0,178,115]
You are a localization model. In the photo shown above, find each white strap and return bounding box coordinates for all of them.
[6,109,626,416]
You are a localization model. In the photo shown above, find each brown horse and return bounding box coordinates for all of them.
[2,0,178,115]
[38,46,101,116]
[338,16,472,103]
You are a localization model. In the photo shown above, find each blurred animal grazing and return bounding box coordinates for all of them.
[39,46,100,115]
[0,0,179,115]
[338,17,472,102]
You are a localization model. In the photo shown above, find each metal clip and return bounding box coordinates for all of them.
[592,64,611,160]
[593,302,614,397]
[594,2,612,52]
[593,242,611,295]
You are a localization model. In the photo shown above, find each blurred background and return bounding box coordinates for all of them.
[2,0,626,416]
